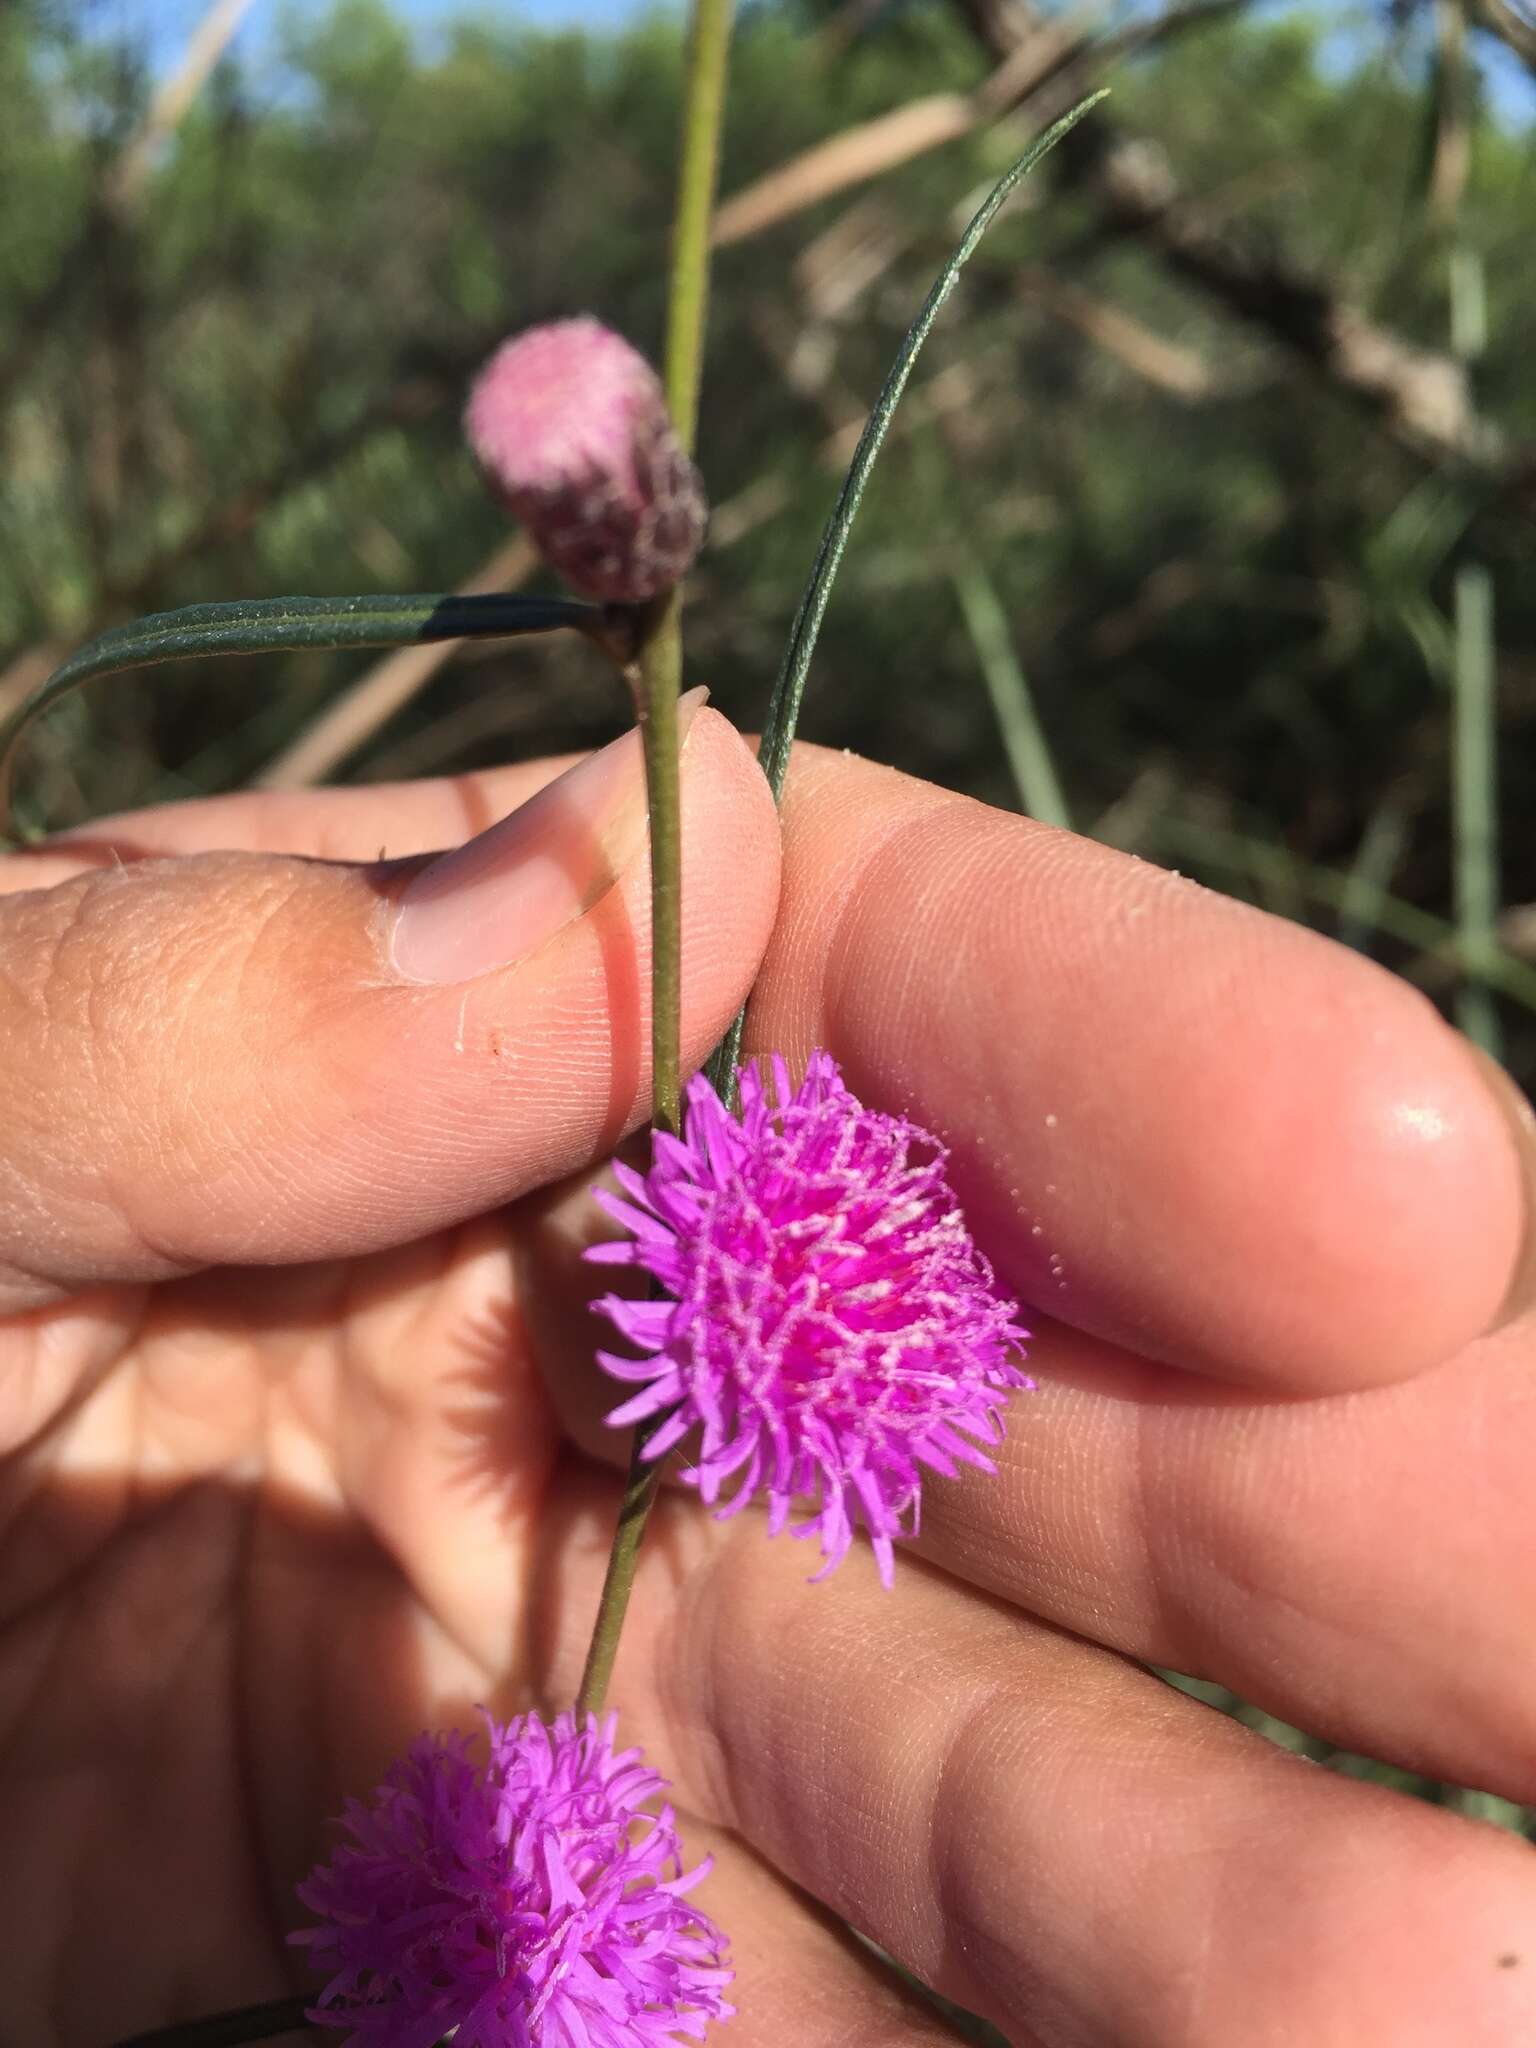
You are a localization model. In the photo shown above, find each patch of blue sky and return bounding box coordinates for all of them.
[124,0,1536,132]
[1312,0,1534,128]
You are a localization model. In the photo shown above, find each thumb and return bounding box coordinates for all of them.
[0,699,780,1307]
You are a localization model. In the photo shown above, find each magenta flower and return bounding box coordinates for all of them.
[589,1051,1031,1586]
[292,1709,733,2048]
[465,318,707,603]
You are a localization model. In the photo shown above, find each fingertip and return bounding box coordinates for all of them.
[1129,938,1528,1391]
[749,750,1526,1394]
[1281,997,1525,1388]
[1457,1038,1536,1337]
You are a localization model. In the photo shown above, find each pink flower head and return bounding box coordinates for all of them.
[292,1709,733,2047]
[465,318,706,603]
[589,1051,1031,1587]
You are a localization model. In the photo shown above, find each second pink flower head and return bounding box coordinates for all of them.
[465,317,707,604]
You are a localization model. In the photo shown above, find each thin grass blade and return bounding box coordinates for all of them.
[706,89,1109,1097]
[951,560,1071,831]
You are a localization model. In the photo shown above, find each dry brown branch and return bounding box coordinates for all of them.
[951,0,1520,476]
[712,6,1117,246]
[1428,0,1473,225]
[794,197,910,321]
[1075,132,1499,463]
[254,535,535,790]
[1469,0,1536,74]
[813,0,899,59]
[106,0,259,217]
[713,95,980,246]
[0,0,258,417]
[707,472,793,550]
[1021,268,1218,398]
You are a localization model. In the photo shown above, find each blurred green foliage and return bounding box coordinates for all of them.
[2,0,1533,2009]
[4,2,1533,1084]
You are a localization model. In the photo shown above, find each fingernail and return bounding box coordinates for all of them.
[1464,1039,1536,1332]
[391,686,708,984]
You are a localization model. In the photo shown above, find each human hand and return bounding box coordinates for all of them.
[1,707,1532,2045]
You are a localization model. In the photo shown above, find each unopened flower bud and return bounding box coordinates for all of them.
[465,317,707,604]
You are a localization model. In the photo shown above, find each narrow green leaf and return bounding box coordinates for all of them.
[111,1992,318,2045]
[0,591,606,840]
[753,90,1108,808]
[1452,557,1501,1052]
[706,88,1109,1098]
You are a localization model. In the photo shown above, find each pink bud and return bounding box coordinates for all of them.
[465,317,707,604]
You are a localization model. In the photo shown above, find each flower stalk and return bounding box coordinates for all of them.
[576,0,735,1721]
[111,1995,317,2045]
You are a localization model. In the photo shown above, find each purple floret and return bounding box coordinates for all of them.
[589,1050,1031,1586]
[292,1710,733,2047]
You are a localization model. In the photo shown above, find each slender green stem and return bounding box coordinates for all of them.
[574,1423,669,1719]
[950,561,1071,832]
[637,0,734,1126]
[703,92,1108,1107]
[641,0,735,1138]
[1453,557,1500,1049]
[1447,229,1500,1051]
[752,92,1106,810]
[663,0,734,458]
[1337,792,1412,953]
[111,1993,319,2045]
[639,591,685,1138]
[575,0,734,1724]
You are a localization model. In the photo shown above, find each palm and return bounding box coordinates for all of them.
[0,1212,590,2037]
[3,730,1534,2048]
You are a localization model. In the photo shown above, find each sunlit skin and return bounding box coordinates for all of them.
[1,710,1533,2045]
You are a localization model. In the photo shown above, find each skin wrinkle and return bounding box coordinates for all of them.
[671,1819,966,2048]
[86,1497,265,2032]
[901,1320,1536,1788]
[1145,1375,1481,1741]
[924,1682,1097,2048]
[766,754,955,983]
[658,1531,737,1849]
[907,1346,1165,1656]
[1131,1366,1264,1682]
[922,1673,1026,2003]
[1147,1394,1348,1682]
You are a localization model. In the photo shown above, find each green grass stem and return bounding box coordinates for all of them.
[951,561,1071,831]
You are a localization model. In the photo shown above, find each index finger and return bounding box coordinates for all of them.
[744,746,1527,1392]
